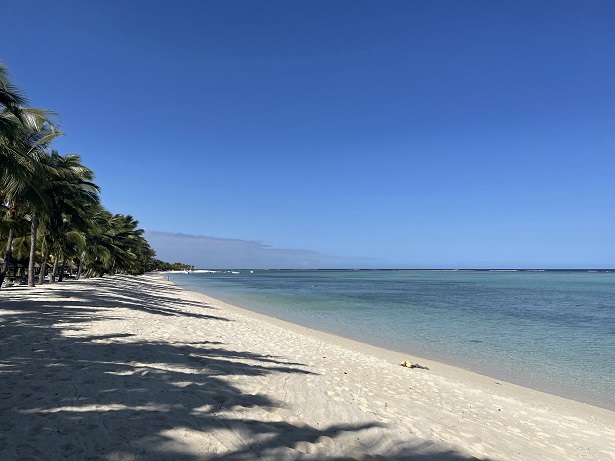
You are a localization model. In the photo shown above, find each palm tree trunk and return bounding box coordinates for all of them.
[58,260,65,282]
[76,253,85,280]
[38,246,49,285]
[50,257,58,284]
[0,228,15,289]
[28,212,39,287]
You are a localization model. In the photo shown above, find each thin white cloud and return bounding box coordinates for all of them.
[145,230,376,269]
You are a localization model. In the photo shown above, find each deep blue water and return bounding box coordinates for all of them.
[168,270,615,410]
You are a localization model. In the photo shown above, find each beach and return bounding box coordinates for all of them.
[1,274,613,460]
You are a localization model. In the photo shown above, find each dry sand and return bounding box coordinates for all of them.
[0,274,613,461]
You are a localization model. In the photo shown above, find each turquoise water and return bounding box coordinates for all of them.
[168,270,615,410]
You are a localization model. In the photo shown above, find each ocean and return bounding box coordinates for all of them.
[167,269,615,410]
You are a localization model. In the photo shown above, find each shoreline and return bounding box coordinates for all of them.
[165,274,614,419]
[1,273,614,460]
[167,272,614,412]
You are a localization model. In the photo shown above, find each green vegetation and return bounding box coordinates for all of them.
[0,62,188,287]
[150,261,194,272]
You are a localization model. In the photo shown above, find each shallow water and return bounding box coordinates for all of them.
[168,270,615,410]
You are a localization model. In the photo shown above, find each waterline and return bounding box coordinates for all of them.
[169,269,615,410]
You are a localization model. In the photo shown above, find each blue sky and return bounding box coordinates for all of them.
[2,1,614,268]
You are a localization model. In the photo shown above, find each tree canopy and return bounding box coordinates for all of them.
[1,61,188,287]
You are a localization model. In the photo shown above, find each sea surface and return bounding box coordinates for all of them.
[167,269,615,410]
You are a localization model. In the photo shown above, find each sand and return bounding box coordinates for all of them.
[1,274,613,461]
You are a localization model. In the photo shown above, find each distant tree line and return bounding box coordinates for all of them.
[150,260,194,272]
[0,61,189,288]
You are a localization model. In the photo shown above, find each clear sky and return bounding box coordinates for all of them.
[2,1,614,268]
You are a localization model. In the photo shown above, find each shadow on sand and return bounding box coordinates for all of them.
[0,275,493,460]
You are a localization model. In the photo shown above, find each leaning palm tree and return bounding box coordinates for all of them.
[69,201,108,279]
[25,151,99,286]
[0,109,60,288]
[74,207,152,277]
[0,63,62,288]
[104,214,147,274]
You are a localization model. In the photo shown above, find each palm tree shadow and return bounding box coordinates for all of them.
[0,278,495,461]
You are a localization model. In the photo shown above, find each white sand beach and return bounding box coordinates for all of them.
[1,274,613,461]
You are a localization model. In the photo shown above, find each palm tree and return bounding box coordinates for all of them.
[1,63,61,288]
[2,62,169,285]
[0,209,29,281]
[26,151,99,286]
[0,63,26,116]
[73,208,155,277]
[0,110,60,288]
[0,63,26,287]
